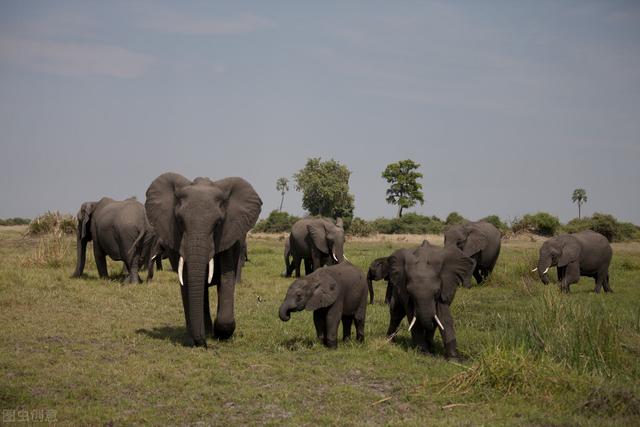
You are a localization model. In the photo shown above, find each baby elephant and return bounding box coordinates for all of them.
[279,263,368,349]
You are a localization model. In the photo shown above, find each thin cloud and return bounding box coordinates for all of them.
[139,11,274,35]
[0,37,155,78]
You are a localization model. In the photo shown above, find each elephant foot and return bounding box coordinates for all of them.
[193,338,208,348]
[445,340,460,360]
[325,339,338,349]
[213,320,236,340]
[356,334,364,343]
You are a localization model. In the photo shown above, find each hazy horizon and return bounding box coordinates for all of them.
[1,1,639,224]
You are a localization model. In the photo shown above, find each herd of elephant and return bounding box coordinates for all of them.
[70,172,614,357]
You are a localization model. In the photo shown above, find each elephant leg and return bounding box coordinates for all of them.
[155,256,163,271]
[354,315,365,343]
[324,303,343,349]
[122,262,130,276]
[214,250,237,340]
[462,259,476,288]
[561,262,580,293]
[311,249,322,275]
[93,245,109,278]
[603,272,612,293]
[367,279,374,304]
[313,309,327,342]
[168,252,179,272]
[342,315,353,341]
[303,258,313,276]
[293,256,302,278]
[595,270,612,293]
[126,251,142,284]
[203,285,213,335]
[437,303,458,359]
[72,235,88,277]
[386,297,405,338]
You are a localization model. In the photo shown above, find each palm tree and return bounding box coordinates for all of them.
[276,177,289,212]
[572,188,587,219]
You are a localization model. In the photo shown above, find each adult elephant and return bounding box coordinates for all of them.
[71,197,156,283]
[444,221,501,287]
[533,230,612,293]
[366,257,391,305]
[284,217,345,277]
[145,173,261,347]
[387,241,474,359]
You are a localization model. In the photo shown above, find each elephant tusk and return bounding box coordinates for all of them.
[151,255,157,262]
[531,267,537,272]
[408,316,417,331]
[332,252,339,263]
[543,267,549,274]
[178,257,184,286]
[207,258,214,284]
[343,254,350,262]
[434,314,445,331]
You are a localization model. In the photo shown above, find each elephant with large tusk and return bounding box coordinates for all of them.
[145,173,262,347]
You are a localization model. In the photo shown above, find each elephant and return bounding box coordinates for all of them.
[284,217,345,277]
[366,257,391,304]
[387,241,474,359]
[235,239,249,284]
[145,172,262,347]
[533,230,612,293]
[444,221,501,287]
[72,197,157,284]
[279,262,368,349]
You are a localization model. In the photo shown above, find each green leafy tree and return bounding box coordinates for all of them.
[445,212,466,226]
[572,188,587,219]
[382,159,424,218]
[293,157,355,218]
[276,177,289,212]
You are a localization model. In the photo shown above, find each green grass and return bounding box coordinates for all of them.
[1,227,639,425]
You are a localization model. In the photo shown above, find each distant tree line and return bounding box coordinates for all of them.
[0,217,31,226]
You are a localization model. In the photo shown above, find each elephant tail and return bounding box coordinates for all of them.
[128,229,147,260]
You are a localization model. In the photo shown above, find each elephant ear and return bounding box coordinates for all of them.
[214,177,263,254]
[78,202,96,240]
[558,240,580,267]
[145,172,191,252]
[439,245,475,304]
[306,270,340,311]
[307,221,330,254]
[463,228,488,257]
[389,249,414,312]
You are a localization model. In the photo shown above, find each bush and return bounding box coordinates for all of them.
[370,213,444,234]
[28,211,76,235]
[347,217,374,237]
[0,217,31,226]
[21,230,71,268]
[481,215,508,232]
[511,212,560,236]
[253,210,300,233]
[445,212,466,226]
[563,213,640,242]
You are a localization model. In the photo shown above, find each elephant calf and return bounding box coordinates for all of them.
[72,197,156,283]
[534,230,612,293]
[366,256,391,304]
[279,263,368,349]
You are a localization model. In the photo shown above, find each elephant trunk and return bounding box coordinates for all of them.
[332,242,345,264]
[185,249,209,347]
[537,257,551,285]
[72,224,87,277]
[279,300,294,321]
[414,298,437,332]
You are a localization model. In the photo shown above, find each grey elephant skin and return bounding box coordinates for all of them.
[535,230,612,293]
[279,263,368,349]
[284,217,345,277]
[367,257,391,304]
[145,172,262,347]
[444,221,501,287]
[387,241,474,358]
[72,197,156,284]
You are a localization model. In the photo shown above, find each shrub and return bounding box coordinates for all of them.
[511,212,560,236]
[445,212,466,226]
[563,213,640,242]
[21,230,71,268]
[28,211,76,235]
[253,210,300,233]
[0,217,31,226]
[481,214,508,232]
[347,217,374,237]
[370,213,444,234]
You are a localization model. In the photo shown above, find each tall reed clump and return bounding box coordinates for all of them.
[28,211,76,235]
[500,289,622,376]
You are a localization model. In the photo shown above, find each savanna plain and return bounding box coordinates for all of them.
[1,226,639,426]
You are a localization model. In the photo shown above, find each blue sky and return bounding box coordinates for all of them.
[1,1,639,223]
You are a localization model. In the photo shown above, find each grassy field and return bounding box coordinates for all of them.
[1,226,639,426]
